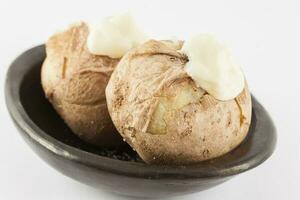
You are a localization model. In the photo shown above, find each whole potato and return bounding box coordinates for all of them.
[106,40,252,164]
[41,22,123,147]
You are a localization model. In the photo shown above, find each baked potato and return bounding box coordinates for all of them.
[106,40,252,164]
[41,22,123,146]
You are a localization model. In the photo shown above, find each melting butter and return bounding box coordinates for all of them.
[87,13,147,58]
[181,34,245,101]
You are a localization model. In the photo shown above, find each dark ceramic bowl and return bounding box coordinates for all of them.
[5,45,276,198]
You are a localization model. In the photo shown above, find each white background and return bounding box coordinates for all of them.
[0,0,299,199]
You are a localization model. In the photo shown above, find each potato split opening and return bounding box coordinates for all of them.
[147,81,205,135]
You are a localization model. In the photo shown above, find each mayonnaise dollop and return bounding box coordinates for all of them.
[181,34,245,101]
[87,13,147,58]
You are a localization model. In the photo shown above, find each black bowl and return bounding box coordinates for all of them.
[5,45,276,198]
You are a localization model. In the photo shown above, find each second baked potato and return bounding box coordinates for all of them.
[42,22,123,146]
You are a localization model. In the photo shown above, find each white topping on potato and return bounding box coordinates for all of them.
[181,34,245,101]
[87,13,147,58]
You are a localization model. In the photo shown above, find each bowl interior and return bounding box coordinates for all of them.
[6,45,276,178]
[19,48,254,163]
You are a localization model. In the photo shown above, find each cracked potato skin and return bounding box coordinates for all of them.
[41,22,123,147]
[106,40,252,164]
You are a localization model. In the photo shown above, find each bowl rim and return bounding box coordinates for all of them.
[5,45,277,180]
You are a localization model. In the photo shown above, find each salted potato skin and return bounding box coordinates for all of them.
[106,40,252,164]
[41,22,123,147]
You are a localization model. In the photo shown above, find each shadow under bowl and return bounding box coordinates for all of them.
[5,45,277,198]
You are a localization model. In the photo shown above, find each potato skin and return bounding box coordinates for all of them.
[106,40,252,164]
[41,22,123,147]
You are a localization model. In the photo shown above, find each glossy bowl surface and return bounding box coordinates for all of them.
[5,45,276,198]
